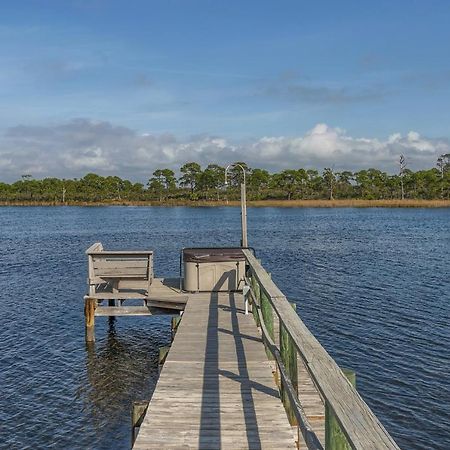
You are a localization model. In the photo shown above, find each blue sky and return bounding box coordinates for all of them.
[0,0,449,180]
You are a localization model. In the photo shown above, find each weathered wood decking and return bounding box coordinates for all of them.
[133,292,301,449]
[84,244,400,449]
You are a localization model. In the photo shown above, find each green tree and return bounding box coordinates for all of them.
[355,169,389,199]
[248,168,270,199]
[81,173,107,201]
[147,178,164,201]
[271,170,301,200]
[437,154,450,198]
[335,171,354,198]
[2,158,450,204]
[306,169,323,199]
[148,169,176,201]
[198,164,225,200]
[322,168,336,200]
[179,162,202,193]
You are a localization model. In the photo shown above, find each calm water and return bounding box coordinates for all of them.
[0,206,448,449]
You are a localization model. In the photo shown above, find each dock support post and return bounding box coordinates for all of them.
[84,297,96,343]
[280,303,298,425]
[108,299,116,324]
[131,400,149,446]
[171,316,181,341]
[325,368,356,449]
[159,345,171,372]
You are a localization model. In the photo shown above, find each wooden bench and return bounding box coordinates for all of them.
[86,242,153,300]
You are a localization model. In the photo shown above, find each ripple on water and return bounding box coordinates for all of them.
[0,206,449,449]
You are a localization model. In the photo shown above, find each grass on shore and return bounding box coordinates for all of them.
[1,199,450,208]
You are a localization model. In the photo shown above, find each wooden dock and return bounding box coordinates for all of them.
[83,244,400,450]
[133,292,299,449]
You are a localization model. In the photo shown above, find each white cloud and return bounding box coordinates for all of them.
[62,146,115,171]
[0,119,447,182]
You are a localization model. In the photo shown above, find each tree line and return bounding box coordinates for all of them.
[0,156,449,203]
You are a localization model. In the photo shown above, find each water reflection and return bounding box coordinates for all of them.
[1,207,448,449]
[82,321,167,440]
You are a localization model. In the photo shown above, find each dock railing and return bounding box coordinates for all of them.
[243,249,400,450]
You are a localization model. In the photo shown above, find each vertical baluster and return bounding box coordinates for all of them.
[260,290,274,358]
[280,302,298,425]
[325,368,356,449]
[251,274,260,326]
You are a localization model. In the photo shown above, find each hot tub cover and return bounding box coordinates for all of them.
[183,248,245,263]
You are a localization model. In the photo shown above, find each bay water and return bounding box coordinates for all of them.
[0,206,448,449]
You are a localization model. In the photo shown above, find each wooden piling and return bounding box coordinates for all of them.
[325,368,356,449]
[280,302,298,425]
[108,299,116,324]
[158,346,170,367]
[84,297,96,342]
[131,400,149,446]
[171,316,181,340]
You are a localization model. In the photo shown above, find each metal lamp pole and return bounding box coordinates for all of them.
[225,163,248,247]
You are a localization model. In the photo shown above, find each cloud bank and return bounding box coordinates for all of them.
[0,119,447,182]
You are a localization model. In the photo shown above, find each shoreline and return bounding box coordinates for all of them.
[1,199,450,208]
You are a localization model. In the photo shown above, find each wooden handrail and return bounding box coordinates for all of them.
[243,249,400,450]
[246,286,324,450]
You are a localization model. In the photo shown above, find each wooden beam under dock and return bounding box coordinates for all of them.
[95,306,153,316]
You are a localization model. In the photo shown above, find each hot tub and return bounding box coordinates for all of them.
[183,248,246,292]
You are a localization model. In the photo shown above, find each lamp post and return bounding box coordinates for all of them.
[224,163,248,248]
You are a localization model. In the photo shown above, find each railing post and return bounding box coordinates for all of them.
[260,290,274,358]
[280,302,298,425]
[325,368,356,449]
[250,273,260,326]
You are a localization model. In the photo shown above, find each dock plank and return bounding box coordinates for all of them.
[133,293,297,450]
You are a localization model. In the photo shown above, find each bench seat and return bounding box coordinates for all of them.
[86,242,153,299]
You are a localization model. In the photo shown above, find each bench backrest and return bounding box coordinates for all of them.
[86,243,153,292]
